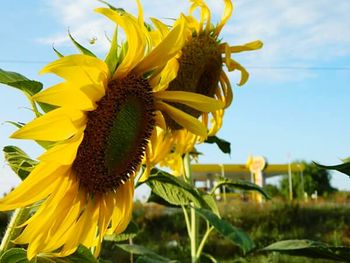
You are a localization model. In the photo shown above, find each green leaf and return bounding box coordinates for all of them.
[52,45,64,58]
[0,68,43,96]
[3,146,38,180]
[37,102,57,113]
[315,161,350,177]
[4,121,24,129]
[205,136,231,155]
[0,246,97,263]
[262,240,350,262]
[104,221,139,242]
[147,192,179,208]
[63,245,97,263]
[195,208,254,254]
[97,0,125,13]
[0,248,28,263]
[105,28,119,74]
[145,168,207,208]
[202,194,220,216]
[135,256,177,263]
[210,178,271,199]
[68,31,96,57]
[117,244,174,263]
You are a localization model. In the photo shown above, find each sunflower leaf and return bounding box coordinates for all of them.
[210,178,271,199]
[0,248,28,263]
[37,102,57,113]
[0,68,43,96]
[314,161,350,177]
[195,208,254,254]
[52,45,64,58]
[261,240,350,261]
[63,245,98,263]
[4,121,25,129]
[68,31,96,57]
[117,244,175,263]
[97,0,125,13]
[145,168,207,208]
[205,136,231,155]
[105,27,119,74]
[3,146,38,180]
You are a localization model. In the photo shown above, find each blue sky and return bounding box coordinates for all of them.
[0,0,349,195]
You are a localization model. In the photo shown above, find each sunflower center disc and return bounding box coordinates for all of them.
[73,75,155,194]
[166,34,222,130]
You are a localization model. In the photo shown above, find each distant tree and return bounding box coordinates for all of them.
[279,161,337,199]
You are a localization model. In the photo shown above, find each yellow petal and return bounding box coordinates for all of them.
[190,0,211,32]
[156,102,207,137]
[114,178,134,234]
[155,91,224,112]
[40,55,109,96]
[151,58,179,92]
[154,111,166,130]
[95,8,147,79]
[38,132,84,165]
[11,108,85,141]
[220,71,233,107]
[150,17,170,37]
[227,40,263,53]
[215,0,233,35]
[33,82,96,110]
[226,58,249,86]
[0,163,69,210]
[134,16,186,74]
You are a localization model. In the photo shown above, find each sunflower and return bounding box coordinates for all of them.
[0,2,224,259]
[154,0,263,138]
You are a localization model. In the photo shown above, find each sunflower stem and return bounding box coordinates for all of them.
[196,224,214,259]
[0,207,30,253]
[183,153,199,263]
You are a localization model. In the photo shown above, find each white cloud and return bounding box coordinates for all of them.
[38,0,350,83]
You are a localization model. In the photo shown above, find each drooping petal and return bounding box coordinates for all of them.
[155,91,225,112]
[156,102,207,137]
[219,71,233,107]
[221,40,263,53]
[33,82,96,110]
[10,107,86,141]
[190,0,211,32]
[215,0,233,35]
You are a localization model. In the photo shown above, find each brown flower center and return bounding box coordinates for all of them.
[165,34,222,130]
[72,74,155,194]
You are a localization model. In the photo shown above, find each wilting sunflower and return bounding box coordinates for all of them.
[0,2,224,259]
[155,0,263,137]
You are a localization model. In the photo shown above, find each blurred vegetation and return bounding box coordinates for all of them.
[278,161,337,200]
[98,196,350,262]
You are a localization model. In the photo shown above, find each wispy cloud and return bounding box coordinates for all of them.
[38,0,350,82]
[224,0,350,81]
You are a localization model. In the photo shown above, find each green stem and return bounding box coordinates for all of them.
[181,205,191,237]
[196,225,214,259]
[183,153,198,263]
[0,207,30,253]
